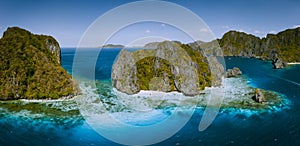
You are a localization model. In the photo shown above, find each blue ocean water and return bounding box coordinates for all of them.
[0,48,299,145]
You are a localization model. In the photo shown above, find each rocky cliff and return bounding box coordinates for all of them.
[219,31,261,57]
[112,41,225,96]
[0,27,78,100]
[218,27,300,68]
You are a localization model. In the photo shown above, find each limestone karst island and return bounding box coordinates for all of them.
[1,26,299,106]
[1,0,300,145]
[112,27,300,100]
[0,27,78,100]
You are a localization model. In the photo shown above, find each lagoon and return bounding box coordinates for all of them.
[0,48,299,145]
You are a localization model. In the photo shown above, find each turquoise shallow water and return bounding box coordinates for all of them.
[0,48,299,145]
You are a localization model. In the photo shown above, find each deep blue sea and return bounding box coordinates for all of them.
[0,48,299,145]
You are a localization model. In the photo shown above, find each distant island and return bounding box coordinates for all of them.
[101,44,125,48]
[0,27,78,100]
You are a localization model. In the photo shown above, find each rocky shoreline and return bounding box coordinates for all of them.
[111,76,289,112]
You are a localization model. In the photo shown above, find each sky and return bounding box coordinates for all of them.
[0,0,299,47]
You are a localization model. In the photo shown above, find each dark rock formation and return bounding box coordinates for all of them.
[0,27,78,100]
[217,27,300,68]
[219,31,261,57]
[112,41,225,96]
[272,58,287,69]
[226,67,242,78]
[269,49,287,69]
[252,89,265,103]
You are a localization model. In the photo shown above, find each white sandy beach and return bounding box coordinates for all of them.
[287,62,300,65]
[7,76,287,116]
[110,76,287,112]
[18,95,76,103]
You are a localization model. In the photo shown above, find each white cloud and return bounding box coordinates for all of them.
[293,25,300,28]
[254,30,264,34]
[161,23,166,27]
[269,30,276,34]
[221,25,230,29]
[200,28,209,32]
[145,30,151,33]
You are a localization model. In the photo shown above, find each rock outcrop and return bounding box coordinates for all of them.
[112,41,225,96]
[226,67,242,78]
[252,89,265,103]
[272,58,287,69]
[0,27,78,100]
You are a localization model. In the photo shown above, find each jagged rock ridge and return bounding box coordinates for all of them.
[218,27,300,68]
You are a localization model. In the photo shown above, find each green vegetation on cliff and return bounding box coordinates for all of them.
[219,31,261,57]
[136,56,176,91]
[180,44,212,88]
[262,28,300,62]
[0,27,78,100]
[135,44,211,91]
[219,27,300,63]
[112,41,214,96]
